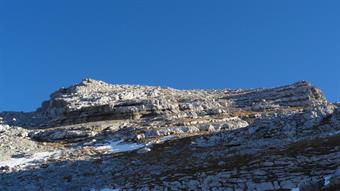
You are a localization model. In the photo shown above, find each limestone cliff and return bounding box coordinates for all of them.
[0,79,339,191]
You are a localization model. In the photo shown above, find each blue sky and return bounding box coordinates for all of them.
[0,0,339,111]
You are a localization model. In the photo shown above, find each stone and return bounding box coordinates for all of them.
[198,124,216,132]
[298,177,324,191]
[137,147,151,154]
[217,161,226,166]
[136,134,145,140]
[30,129,90,142]
[255,182,274,190]
[0,79,338,191]
[0,165,10,172]
[329,169,340,188]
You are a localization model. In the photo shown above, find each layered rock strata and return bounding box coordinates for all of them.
[0,79,339,191]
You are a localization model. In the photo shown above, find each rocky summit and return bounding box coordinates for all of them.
[0,79,339,191]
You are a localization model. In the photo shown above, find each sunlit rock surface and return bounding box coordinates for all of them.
[0,79,339,191]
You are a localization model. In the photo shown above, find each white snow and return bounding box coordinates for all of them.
[0,151,57,168]
[291,188,299,191]
[328,130,340,136]
[95,135,176,154]
[324,175,332,186]
[96,140,144,153]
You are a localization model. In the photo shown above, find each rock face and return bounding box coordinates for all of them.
[0,79,339,191]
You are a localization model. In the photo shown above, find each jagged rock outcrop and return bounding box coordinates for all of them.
[0,79,339,191]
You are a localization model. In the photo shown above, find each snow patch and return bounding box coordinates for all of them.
[96,140,144,153]
[95,135,177,154]
[324,175,332,186]
[0,151,58,169]
[328,130,340,136]
[291,188,299,191]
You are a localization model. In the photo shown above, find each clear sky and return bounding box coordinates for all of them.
[0,0,339,112]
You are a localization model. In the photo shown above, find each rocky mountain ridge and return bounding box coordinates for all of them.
[0,79,339,191]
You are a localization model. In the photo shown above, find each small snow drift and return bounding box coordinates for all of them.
[0,151,58,170]
[95,140,144,153]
